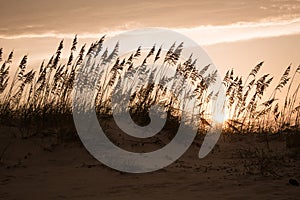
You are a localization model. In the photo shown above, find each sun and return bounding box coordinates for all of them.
[211,109,231,124]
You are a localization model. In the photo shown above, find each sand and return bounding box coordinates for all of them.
[0,123,299,200]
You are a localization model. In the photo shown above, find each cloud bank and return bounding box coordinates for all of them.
[1,17,300,46]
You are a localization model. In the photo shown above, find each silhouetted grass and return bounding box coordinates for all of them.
[0,36,299,139]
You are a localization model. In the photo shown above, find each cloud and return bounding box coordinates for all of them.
[177,17,300,45]
[0,17,300,46]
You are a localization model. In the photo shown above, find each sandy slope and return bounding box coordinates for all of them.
[0,124,299,200]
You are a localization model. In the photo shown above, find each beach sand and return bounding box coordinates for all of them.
[0,122,299,200]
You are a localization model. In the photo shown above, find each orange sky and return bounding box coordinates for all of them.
[1,0,300,35]
[0,0,299,98]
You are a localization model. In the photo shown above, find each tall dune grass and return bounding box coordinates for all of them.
[0,36,299,136]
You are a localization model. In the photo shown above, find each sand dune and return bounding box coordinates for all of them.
[0,123,299,200]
